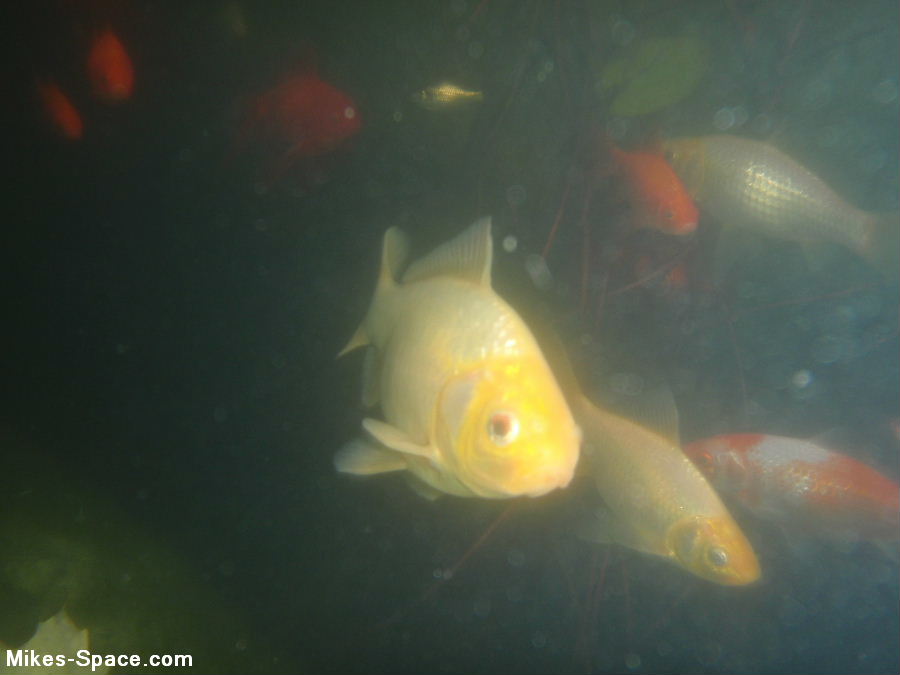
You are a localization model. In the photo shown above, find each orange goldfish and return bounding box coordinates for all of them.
[611,146,699,236]
[663,135,900,278]
[233,64,361,183]
[36,80,83,140]
[684,434,900,544]
[87,28,134,102]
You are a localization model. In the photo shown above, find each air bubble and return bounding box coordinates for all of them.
[524,254,553,291]
[791,370,813,388]
[713,107,735,131]
[872,79,898,104]
[531,631,548,649]
[612,19,635,46]
[502,235,518,252]
[506,184,527,207]
[507,548,526,567]
[624,653,641,670]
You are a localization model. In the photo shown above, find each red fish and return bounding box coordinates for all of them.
[36,80,84,140]
[611,146,699,236]
[233,66,361,183]
[684,434,900,543]
[87,28,134,102]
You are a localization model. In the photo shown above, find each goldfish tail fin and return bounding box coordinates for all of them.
[862,211,900,284]
[337,227,408,358]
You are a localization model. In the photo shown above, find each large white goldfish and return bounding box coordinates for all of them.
[663,134,899,279]
[335,218,581,499]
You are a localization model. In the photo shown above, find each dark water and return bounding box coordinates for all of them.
[4,1,898,673]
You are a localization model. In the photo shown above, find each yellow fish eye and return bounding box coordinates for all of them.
[707,546,729,568]
[487,411,519,447]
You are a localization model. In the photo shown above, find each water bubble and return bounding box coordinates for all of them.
[432,567,444,579]
[506,184,527,207]
[656,641,673,657]
[392,110,403,122]
[455,24,470,41]
[713,107,735,131]
[791,370,813,388]
[612,19,635,46]
[536,70,547,83]
[531,631,548,649]
[502,235,518,253]
[610,373,644,397]
[449,0,467,16]
[871,79,898,104]
[506,586,523,603]
[235,638,248,651]
[732,105,749,127]
[751,113,773,135]
[507,548,526,567]
[542,59,555,74]
[468,41,484,59]
[624,652,641,670]
[859,148,887,173]
[524,254,553,291]
[607,117,630,141]
[803,78,832,108]
[473,598,492,618]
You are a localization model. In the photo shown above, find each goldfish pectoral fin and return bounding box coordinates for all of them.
[402,216,493,287]
[362,418,439,461]
[337,324,369,358]
[404,475,443,501]
[334,438,406,475]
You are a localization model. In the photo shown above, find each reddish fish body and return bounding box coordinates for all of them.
[684,434,900,542]
[87,29,134,102]
[611,147,699,236]
[36,80,83,140]
[234,70,361,181]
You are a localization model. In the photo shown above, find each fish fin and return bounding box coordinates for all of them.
[402,217,493,287]
[362,418,439,461]
[360,347,380,407]
[405,474,443,501]
[575,506,663,556]
[609,385,681,445]
[861,211,900,283]
[337,227,409,357]
[334,437,407,475]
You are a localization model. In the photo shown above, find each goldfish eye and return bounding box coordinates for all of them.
[707,547,729,568]
[487,411,519,446]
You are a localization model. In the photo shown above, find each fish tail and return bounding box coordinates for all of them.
[338,227,409,357]
[861,211,900,283]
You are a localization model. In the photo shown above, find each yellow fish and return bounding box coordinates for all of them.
[412,83,484,111]
[335,218,581,499]
[543,337,760,585]
[663,134,900,278]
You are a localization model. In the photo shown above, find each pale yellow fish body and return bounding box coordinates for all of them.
[573,392,760,585]
[413,83,484,111]
[663,134,899,275]
[336,218,580,499]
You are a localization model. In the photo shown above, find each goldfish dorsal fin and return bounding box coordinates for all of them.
[617,385,682,445]
[381,226,410,287]
[402,217,493,287]
[337,227,409,358]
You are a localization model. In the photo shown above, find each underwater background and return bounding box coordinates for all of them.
[4,1,898,673]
